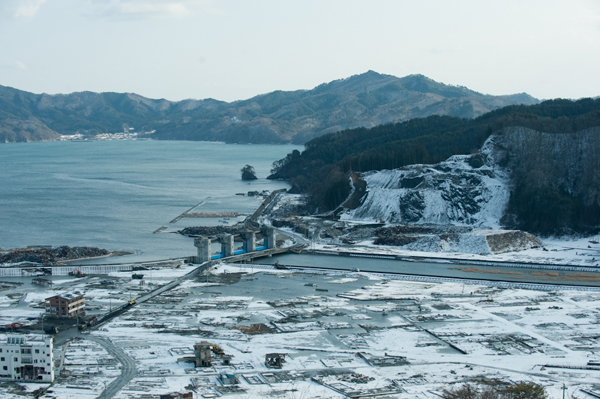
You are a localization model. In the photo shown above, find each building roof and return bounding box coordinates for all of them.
[2,335,52,346]
[46,291,84,301]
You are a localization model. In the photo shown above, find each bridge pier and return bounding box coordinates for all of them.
[261,226,277,249]
[194,237,211,263]
[219,234,235,257]
[241,231,256,252]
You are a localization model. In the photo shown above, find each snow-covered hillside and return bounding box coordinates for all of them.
[342,135,510,229]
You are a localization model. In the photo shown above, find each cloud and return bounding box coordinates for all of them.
[119,1,191,18]
[14,0,46,18]
[429,46,464,55]
[0,61,28,70]
[91,0,223,20]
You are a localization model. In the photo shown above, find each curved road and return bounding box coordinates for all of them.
[48,222,301,398]
[54,327,138,398]
[86,335,137,399]
[51,262,217,398]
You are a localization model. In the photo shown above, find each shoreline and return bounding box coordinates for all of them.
[0,248,134,268]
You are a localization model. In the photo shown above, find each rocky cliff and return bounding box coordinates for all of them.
[342,126,600,235]
[342,142,510,228]
[493,126,600,207]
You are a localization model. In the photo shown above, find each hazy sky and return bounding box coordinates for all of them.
[1,0,599,102]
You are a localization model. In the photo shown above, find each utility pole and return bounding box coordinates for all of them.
[562,383,567,399]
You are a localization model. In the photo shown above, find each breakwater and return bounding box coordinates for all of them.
[309,249,600,273]
[230,263,600,292]
[258,252,600,288]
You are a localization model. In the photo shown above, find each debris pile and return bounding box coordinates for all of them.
[271,218,311,237]
[0,246,110,265]
[339,373,375,384]
[373,225,471,246]
[230,323,276,335]
[371,226,543,255]
[177,225,243,237]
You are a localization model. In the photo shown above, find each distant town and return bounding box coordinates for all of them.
[59,128,155,141]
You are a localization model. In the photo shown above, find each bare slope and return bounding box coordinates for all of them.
[343,126,600,235]
[342,138,510,228]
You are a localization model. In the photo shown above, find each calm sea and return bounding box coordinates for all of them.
[0,140,299,262]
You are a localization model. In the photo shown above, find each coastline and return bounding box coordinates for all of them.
[0,247,134,267]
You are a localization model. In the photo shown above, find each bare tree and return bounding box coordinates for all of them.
[441,382,547,399]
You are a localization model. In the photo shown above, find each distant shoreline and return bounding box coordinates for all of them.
[0,247,134,267]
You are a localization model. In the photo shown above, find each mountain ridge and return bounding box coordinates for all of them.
[0,71,538,143]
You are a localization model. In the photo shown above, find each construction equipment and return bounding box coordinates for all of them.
[43,326,58,334]
[69,269,84,277]
[77,316,97,331]
[128,297,137,306]
[1,322,25,331]
[209,344,224,355]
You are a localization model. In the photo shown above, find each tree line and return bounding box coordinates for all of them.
[268,98,600,235]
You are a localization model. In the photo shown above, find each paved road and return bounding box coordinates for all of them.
[50,262,216,398]
[54,327,137,399]
[49,242,299,398]
[85,334,137,399]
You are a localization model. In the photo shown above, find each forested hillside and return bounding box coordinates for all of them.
[269,98,600,235]
[0,71,537,143]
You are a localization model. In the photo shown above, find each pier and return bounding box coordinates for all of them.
[169,200,206,223]
[184,211,242,218]
[0,264,133,277]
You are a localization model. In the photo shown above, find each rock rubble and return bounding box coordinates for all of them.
[0,246,110,265]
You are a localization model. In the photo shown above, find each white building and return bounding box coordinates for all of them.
[0,336,54,382]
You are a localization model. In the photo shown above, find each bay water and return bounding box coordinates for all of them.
[0,140,299,262]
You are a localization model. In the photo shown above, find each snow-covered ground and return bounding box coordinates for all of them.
[3,262,599,398]
[342,138,511,229]
[312,235,600,267]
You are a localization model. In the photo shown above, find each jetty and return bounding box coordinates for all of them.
[169,200,206,223]
[184,212,242,218]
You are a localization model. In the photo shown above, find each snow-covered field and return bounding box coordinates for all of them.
[313,235,600,267]
[3,262,600,398]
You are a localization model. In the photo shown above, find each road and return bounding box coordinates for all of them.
[49,226,301,398]
[53,326,137,399]
[86,334,137,399]
[50,261,219,398]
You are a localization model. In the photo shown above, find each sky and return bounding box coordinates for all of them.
[1,0,599,103]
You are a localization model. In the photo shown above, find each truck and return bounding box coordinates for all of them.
[43,326,58,334]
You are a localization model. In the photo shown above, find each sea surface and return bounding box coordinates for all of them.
[0,140,299,262]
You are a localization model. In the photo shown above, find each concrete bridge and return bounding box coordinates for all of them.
[193,226,277,263]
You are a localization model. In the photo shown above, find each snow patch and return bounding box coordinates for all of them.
[342,136,510,229]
